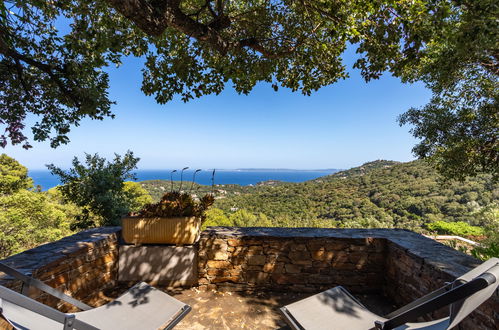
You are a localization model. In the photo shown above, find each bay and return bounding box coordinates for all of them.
[29,169,340,191]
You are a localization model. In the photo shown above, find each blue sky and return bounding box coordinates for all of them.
[4,48,431,170]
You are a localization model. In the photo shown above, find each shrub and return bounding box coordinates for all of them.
[470,221,499,260]
[47,151,140,228]
[471,243,499,260]
[0,190,73,258]
[202,208,233,230]
[426,221,484,237]
[123,181,153,213]
[0,153,33,194]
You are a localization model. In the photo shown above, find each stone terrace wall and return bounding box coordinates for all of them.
[0,227,120,312]
[385,240,499,330]
[198,227,387,293]
[200,227,498,329]
[0,226,496,329]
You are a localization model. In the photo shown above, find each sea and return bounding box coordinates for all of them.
[29,169,340,191]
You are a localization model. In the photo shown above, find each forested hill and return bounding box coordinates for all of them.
[219,160,498,230]
[316,160,400,180]
[141,160,497,232]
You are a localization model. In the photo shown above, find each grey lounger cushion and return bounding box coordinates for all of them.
[1,282,190,330]
[280,258,499,330]
[280,286,450,330]
[77,282,190,330]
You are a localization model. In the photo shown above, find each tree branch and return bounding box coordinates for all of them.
[0,32,81,107]
[106,0,300,58]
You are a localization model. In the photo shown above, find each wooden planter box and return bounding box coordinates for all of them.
[121,216,201,245]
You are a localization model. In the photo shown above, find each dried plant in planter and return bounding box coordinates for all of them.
[121,168,217,245]
[131,191,215,223]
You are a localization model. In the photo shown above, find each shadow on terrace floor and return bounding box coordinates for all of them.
[103,285,396,329]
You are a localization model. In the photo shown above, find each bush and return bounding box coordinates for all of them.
[426,221,484,237]
[47,151,140,228]
[229,209,272,227]
[202,208,233,230]
[0,153,33,194]
[471,242,499,260]
[0,190,73,258]
[471,220,499,260]
[123,181,153,213]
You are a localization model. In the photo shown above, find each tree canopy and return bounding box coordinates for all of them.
[0,0,497,178]
[0,189,73,258]
[0,153,33,194]
[0,154,75,258]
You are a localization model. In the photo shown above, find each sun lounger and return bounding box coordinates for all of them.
[280,257,499,330]
[0,263,191,330]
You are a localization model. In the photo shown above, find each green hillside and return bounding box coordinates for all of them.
[141,160,498,232]
[316,160,400,180]
[139,180,250,201]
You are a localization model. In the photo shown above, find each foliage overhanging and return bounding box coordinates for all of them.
[0,0,497,178]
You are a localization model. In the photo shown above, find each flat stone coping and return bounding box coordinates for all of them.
[0,226,121,279]
[202,227,481,278]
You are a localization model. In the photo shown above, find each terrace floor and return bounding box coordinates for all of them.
[103,285,396,329]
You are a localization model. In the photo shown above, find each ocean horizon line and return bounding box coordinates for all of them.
[28,168,341,172]
[28,168,340,191]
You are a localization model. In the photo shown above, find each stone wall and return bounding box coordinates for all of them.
[199,227,498,329]
[385,240,499,330]
[1,226,497,329]
[0,227,120,312]
[198,227,387,293]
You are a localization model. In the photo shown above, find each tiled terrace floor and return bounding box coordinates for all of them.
[105,286,396,329]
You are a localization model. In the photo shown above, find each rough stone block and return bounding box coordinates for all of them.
[247,255,266,266]
[206,260,232,269]
[207,269,230,276]
[311,249,334,262]
[263,263,276,273]
[291,244,307,252]
[227,239,243,247]
[211,276,240,283]
[284,264,301,274]
[212,250,229,261]
[232,246,246,257]
[289,251,312,265]
[246,245,264,256]
[245,271,269,284]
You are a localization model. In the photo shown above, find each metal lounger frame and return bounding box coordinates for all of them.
[0,262,191,330]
